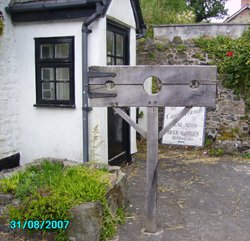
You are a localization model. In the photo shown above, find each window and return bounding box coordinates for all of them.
[35,37,75,107]
[107,22,129,65]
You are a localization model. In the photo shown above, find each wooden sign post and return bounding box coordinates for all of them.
[88,65,217,233]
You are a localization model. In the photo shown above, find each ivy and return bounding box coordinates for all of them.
[194,29,250,112]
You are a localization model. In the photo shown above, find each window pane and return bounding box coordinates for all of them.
[42,82,55,100]
[107,56,114,65]
[40,44,53,59]
[56,68,69,81]
[116,34,124,57]
[55,43,69,58]
[107,31,114,56]
[57,83,70,100]
[116,58,124,65]
[41,68,54,81]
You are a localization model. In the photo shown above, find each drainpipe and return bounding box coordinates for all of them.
[82,2,104,162]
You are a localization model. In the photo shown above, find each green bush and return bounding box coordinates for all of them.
[0,160,120,241]
[194,29,250,112]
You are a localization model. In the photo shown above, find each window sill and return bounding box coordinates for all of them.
[34,104,76,109]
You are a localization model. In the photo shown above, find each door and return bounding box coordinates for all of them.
[107,21,130,165]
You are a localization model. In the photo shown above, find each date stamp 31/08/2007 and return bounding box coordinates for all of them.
[9,220,70,230]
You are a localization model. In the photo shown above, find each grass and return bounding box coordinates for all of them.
[0,160,121,241]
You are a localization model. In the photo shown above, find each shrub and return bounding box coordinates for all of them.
[0,160,120,241]
[194,29,250,112]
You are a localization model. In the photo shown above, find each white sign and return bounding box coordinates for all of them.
[162,107,206,147]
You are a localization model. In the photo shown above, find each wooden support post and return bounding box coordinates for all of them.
[145,107,158,233]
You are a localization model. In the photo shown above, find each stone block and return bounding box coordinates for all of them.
[0,193,14,205]
[67,202,103,241]
[106,171,128,217]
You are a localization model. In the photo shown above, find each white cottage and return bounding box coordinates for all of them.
[0,0,146,168]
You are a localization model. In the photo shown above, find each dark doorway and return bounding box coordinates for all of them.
[107,21,130,165]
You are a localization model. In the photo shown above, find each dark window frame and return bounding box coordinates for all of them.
[107,21,130,66]
[106,21,131,164]
[34,36,75,108]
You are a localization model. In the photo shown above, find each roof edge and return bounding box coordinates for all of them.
[224,4,250,23]
[6,0,102,14]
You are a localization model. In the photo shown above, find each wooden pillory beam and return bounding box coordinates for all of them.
[88,65,217,233]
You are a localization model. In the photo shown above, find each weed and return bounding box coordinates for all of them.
[205,138,213,147]
[193,52,206,61]
[149,52,156,60]
[116,208,126,224]
[242,152,250,159]
[156,43,165,51]
[138,111,144,119]
[176,44,187,53]
[209,148,224,157]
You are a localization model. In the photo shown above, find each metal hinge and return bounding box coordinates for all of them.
[88,93,117,98]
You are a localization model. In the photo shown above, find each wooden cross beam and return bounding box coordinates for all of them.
[89,65,217,107]
[88,65,217,233]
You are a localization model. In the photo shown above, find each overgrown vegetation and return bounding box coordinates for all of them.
[194,29,250,112]
[140,0,195,36]
[0,160,120,241]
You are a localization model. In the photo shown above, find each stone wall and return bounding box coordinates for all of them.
[137,37,250,149]
[153,23,250,42]
[0,1,19,160]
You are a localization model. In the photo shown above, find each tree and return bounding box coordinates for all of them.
[186,0,228,22]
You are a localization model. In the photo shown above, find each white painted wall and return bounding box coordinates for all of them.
[107,0,136,29]
[0,0,19,160]
[6,0,138,164]
[14,20,83,164]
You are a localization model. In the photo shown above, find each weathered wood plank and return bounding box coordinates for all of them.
[159,107,192,139]
[113,107,147,139]
[89,65,217,85]
[145,107,158,233]
[89,84,217,107]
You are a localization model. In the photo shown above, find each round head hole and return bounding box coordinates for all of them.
[189,80,200,89]
[105,80,116,90]
[143,76,162,95]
